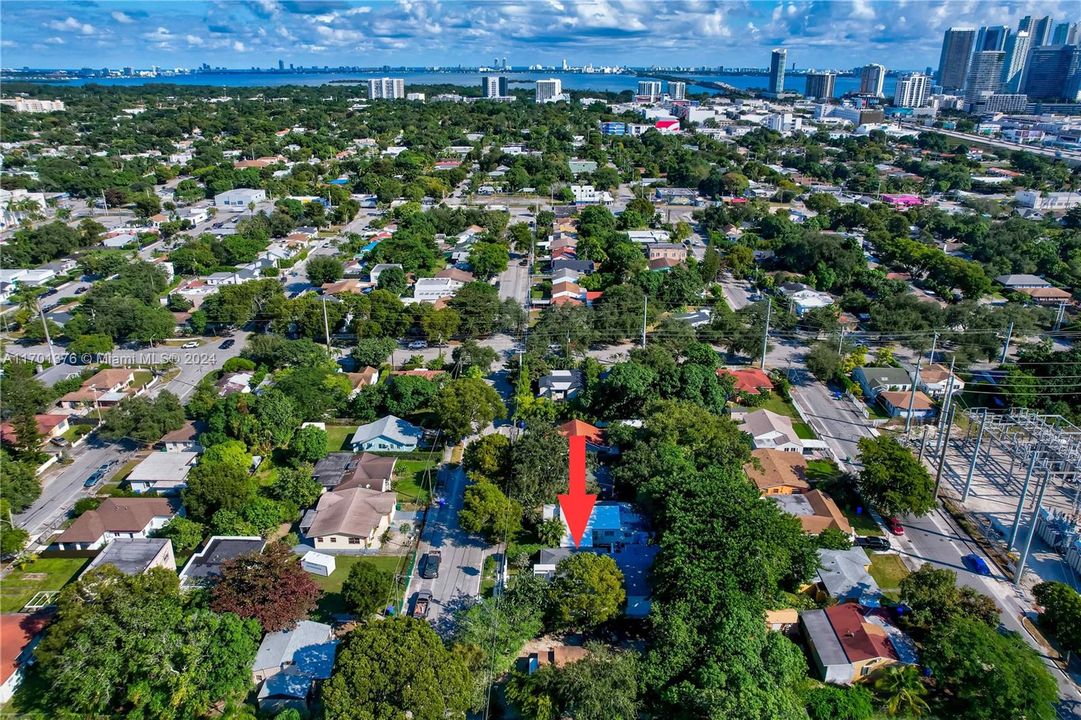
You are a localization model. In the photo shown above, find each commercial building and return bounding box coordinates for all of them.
[859,64,886,96]
[637,80,662,101]
[1023,45,1081,101]
[976,25,1009,52]
[367,77,405,100]
[1019,15,1054,47]
[805,72,836,100]
[766,112,802,133]
[937,27,976,91]
[482,75,508,98]
[768,49,787,95]
[893,73,932,107]
[964,51,1005,108]
[668,80,686,100]
[971,92,1029,114]
[1001,30,1031,92]
[535,78,563,103]
[214,188,267,210]
[0,98,65,112]
[1052,22,1080,45]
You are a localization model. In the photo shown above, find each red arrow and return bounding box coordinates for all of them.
[558,435,596,548]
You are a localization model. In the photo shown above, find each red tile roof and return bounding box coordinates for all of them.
[0,414,67,443]
[0,613,51,688]
[558,419,604,445]
[825,604,899,663]
[718,368,775,394]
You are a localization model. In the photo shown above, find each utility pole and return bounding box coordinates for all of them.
[837,327,846,356]
[759,296,771,371]
[36,297,58,366]
[320,295,332,353]
[933,403,956,499]
[1053,302,1066,332]
[1016,467,1052,586]
[1000,320,1014,364]
[928,331,938,365]
[961,409,986,502]
[904,357,922,433]
[641,295,648,348]
[1007,450,1041,552]
[934,355,957,455]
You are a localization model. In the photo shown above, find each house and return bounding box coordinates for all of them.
[350,415,425,453]
[435,267,475,284]
[538,369,583,401]
[542,501,649,549]
[625,229,671,244]
[570,185,612,205]
[217,372,253,396]
[214,188,267,210]
[649,256,682,272]
[306,487,397,550]
[675,309,712,327]
[0,414,69,446]
[58,368,136,410]
[813,547,881,607]
[995,273,1051,290]
[389,369,445,381]
[369,263,403,285]
[178,536,266,588]
[552,258,594,276]
[127,451,199,494]
[647,243,687,263]
[719,367,775,395]
[766,609,801,633]
[53,498,177,551]
[0,613,50,703]
[853,367,912,400]
[312,452,396,492]
[321,279,367,296]
[917,363,964,398]
[300,551,336,577]
[877,390,936,420]
[412,277,462,302]
[80,538,176,578]
[744,449,810,495]
[158,421,204,453]
[344,367,379,396]
[253,621,338,714]
[771,489,852,535]
[733,409,803,453]
[519,645,591,674]
[801,604,916,684]
[789,289,835,317]
[558,419,604,447]
[1015,286,1074,305]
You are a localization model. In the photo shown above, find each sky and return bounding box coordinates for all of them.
[0,0,1074,72]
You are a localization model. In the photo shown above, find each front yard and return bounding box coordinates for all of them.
[312,553,411,619]
[806,459,883,536]
[868,552,909,599]
[755,392,817,439]
[324,424,358,452]
[393,458,436,505]
[0,556,88,612]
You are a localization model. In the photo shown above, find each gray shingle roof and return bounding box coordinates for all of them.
[350,415,424,446]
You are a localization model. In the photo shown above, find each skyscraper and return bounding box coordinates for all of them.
[278,59,284,71]
[1019,15,1054,46]
[964,51,1004,108]
[976,25,1009,52]
[937,28,976,91]
[768,49,787,95]
[805,72,836,100]
[893,73,932,107]
[669,81,686,100]
[367,78,405,100]
[637,80,662,101]
[1024,45,1081,101]
[859,64,886,96]
[536,78,563,103]
[1052,22,1080,45]
[482,76,508,98]
[1001,30,1031,93]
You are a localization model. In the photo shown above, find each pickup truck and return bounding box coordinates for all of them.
[412,590,432,618]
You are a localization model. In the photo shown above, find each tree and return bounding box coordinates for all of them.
[183,459,255,521]
[805,684,874,720]
[290,425,328,464]
[270,465,324,509]
[805,341,843,381]
[550,553,625,630]
[306,256,344,286]
[855,435,936,518]
[462,433,510,482]
[899,564,999,630]
[352,337,397,367]
[323,617,473,720]
[421,307,461,345]
[508,425,569,510]
[99,392,186,444]
[68,333,115,358]
[0,456,41,513]
[923,617,1057,720]
[459,478,522,542]
[1033,581,1081,655]
[376,265,408,295]
[873,665,930,718]
[452,339,499,374]
[10,410,41,454]
[153,516,206,554]
[816,526,853,550]
[448,281,502,337]
[340,560,396,618]
[538,517,566,547]
[35,567,261,719]
[507,646,639,720]
[432,377,506,441]
[0,499,29,557]
[210,542,321,632]
[468,241,510,279]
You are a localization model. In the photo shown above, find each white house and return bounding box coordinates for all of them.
[570,185,613,205]
[127,451,199,494]
[412,277,463,302]
[214,188,267,210]
[53,498,177,551]
[538,370,584,401]
[350,415,425,453]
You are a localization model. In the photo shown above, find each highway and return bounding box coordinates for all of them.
[901,123,1081,167]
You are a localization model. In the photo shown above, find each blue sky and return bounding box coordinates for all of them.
[0,1,1074,71]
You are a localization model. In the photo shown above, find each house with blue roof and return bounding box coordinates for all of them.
[350,415,425,453]
[252,620,339,715]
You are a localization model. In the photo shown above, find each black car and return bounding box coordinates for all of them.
[855,535,891,551]
[420,551,441,579]
[219,338,235,349]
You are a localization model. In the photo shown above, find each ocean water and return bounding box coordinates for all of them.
[41,69,896,97]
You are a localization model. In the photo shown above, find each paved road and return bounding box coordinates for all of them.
[718,276,754,311]
[788,368,877,463]
[498,259,529,304]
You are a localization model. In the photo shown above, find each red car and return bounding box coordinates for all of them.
[886,517,905,536]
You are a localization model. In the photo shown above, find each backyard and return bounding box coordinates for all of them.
[0,556,88,612]
[393,457,436,505]
[324,424,358,452]
[312,553,412,619]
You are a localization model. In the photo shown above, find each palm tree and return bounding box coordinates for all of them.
[874,665,930,717]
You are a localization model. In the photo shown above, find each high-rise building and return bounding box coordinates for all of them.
[893,73,932,107]
[669,81,686,100]
[502,57,508,70]
[1001,30,1031,92]
[278,59,284,71]
[937,28,976,91]
[976,25,1010,51]
[1024,45,1081,101]
[964,51,1005,108]
[859,64,886,96]
[804,72,836,100]
[482,75,508,98]
[561,58,568,71]
[637,80,662,100]
[1019,15,1054,46]
[367,78,405,100]
[768,49,787,95]
[1052,22,1080,45]
[536,78,563,103]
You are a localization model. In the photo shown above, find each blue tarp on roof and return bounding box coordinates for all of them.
[328,178,349,185]
[293,640,339,680]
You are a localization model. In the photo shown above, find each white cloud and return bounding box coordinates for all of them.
[45,17,96,35]
[233,40,249,52]
[185,34,205,46]
[111,11,135,25]
[45,37,66,45]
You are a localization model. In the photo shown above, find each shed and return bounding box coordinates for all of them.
[301,551,336,577]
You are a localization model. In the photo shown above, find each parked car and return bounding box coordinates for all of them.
[181,341,200,349]
[49,436,71,448]
[420,550,441,579]
[83,464,110,488]
[412,590,432,618]
[885,517,905,536]
[855,535,891,551]
[219,338,235,349]
[962,553,992,576]
[74,286,89,295]
[407,340,428,350]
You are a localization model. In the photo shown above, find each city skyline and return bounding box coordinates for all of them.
[0,0,1076,71]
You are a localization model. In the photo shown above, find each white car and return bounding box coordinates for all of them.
[407,340,429,350]
[181,341,200,349]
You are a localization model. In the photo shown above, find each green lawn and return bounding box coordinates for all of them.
[393,458,436,504]
[61,423,94,443]
[131,369,154,389]
[312,554,411,619]
[0,557,88,612]
[868,552,909,598]
[756,392,801,419]
[324,425,358,452]
[806,459,883,536]
[793,421,817,439]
